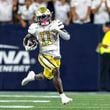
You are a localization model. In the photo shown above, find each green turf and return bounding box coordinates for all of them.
[0,92,110,110]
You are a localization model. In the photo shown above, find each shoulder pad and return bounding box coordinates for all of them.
[28,23,38,35]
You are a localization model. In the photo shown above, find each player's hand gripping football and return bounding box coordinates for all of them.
[23,35,38,51]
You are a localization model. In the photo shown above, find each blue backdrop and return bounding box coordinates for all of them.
[0,24,103,91]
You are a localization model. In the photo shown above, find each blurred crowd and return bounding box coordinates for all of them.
[0,0,110,27]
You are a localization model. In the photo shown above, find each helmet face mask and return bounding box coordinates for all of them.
[37,14,51,26]
[35,7,51,26]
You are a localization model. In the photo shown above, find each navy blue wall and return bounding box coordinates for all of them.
[0,24,103,91]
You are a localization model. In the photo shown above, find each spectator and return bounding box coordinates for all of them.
[0,0,13,24]
[92,0,110,24]
[32,0,47,11]
[18,0,34,27]
[96,22,110,91]
[19,0,25,4]
[47,0,55,20]
[70,0,91,24]
[54,0,70,25]
[28,0,47,19]
[18,0,25,11]
[12,0,19,24]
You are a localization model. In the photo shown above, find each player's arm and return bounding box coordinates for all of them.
[23,33,38,51]
[23,23,38,51]
[57,29,70,40]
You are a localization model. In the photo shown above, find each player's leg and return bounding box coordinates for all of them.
[52,67,72,104]
[21,54,57,86]
[52,68,63,94]
[39,55,72,104]
[21,54,48,86]
[21,71,35,86]
[21,71,45,86]
[35,73,45,80]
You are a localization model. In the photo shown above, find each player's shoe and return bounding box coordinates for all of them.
[61,96,72,105]
[21,71,35,86]
[60,93,72,105]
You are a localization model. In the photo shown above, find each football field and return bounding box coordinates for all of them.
[0,92,110,110]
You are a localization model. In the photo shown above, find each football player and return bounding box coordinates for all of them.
[21,7,72,104]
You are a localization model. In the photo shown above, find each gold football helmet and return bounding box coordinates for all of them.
[35,7,52,26]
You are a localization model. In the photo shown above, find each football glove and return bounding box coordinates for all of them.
[49,20,64,31]
[23,34,38,51]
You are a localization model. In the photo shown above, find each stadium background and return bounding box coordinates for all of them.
[1,0,110,109]
[0,23,104,91]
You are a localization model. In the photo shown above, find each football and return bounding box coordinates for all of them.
[23,36,38,51]
[27,37,38,47]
